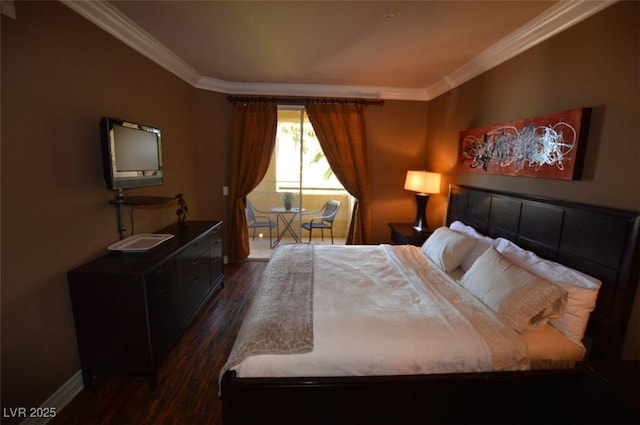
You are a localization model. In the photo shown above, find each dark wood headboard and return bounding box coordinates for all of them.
[446,184,640,361]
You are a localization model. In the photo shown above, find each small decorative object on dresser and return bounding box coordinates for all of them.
[175,193,188,226]
[388,222,432,246]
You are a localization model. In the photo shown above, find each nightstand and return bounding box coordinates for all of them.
[388,222,432,246]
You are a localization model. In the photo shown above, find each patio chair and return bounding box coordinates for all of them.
[246,200,279,249]
[301,200,341,244]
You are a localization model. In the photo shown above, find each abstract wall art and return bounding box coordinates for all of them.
[458,108,591,180]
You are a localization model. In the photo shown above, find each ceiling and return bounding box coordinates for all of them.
[62,0,615,101]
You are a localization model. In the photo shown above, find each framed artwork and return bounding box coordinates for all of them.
[457,108,591,180]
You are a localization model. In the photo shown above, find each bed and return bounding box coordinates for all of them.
[221,185,640,424]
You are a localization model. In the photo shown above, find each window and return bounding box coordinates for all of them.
[275,107,344,193]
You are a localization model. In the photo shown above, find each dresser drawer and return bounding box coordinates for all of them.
[176,237,210,287]
[176,235,212,317]
[146,261,177,303]
[145,262,181,357]
[208,223,222,246]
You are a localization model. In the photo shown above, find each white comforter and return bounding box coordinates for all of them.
[233,244,530,378]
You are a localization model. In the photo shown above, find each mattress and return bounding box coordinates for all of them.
[225,244,584,379]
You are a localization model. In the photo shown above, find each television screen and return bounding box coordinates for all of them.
[101,117,163,191]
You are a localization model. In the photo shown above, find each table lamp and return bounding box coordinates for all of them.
[404,170,441,232]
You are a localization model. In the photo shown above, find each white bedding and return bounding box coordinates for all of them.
[521,324,586,369]
[232,244,541,378]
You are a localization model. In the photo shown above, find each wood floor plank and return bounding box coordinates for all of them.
[52,260,266,425]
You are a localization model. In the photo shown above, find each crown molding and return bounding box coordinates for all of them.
[61,0,201,86]
[196,77,430,101]
[62,0,616,102]
[426,0,617,100]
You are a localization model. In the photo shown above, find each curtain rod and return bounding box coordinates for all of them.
[227,95,384,106]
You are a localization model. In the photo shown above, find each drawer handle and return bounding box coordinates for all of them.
[192,257,200,266]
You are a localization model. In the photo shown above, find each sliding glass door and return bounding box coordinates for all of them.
[248,106,350,255]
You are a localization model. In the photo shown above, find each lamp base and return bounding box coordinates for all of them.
[413,193,430,232]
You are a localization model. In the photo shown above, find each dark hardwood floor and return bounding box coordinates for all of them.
[52,260,267,425]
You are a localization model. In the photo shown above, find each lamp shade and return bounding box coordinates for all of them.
[404,171,441,195]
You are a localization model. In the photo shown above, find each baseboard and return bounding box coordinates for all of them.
[20,370,84,425]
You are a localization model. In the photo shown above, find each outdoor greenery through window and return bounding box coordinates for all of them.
[276,108,344,194]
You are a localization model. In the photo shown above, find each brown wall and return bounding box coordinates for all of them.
[194,89,234,234]
[0,1,231,415]
[1,0,638,416]
[368,100,430,243]
[424,1,640,359]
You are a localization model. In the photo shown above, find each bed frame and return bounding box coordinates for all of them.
[221,185,640,424]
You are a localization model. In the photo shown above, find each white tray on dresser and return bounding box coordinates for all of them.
[107,234,174,252]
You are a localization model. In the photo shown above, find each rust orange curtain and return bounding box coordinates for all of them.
[227,101,278,262]
[305,103,371,244]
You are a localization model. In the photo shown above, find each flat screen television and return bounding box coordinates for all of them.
[100,117,163,191]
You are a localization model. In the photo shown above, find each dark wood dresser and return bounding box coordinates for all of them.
[67,220,223,388]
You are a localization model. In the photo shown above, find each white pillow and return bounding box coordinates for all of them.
[449,221,495,271]
[449,220,485,239]
[460,247,568,333]
[421,227,477,272]
[494,238,601,346]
